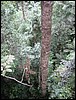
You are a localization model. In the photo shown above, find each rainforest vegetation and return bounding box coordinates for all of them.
[1,1,75,99]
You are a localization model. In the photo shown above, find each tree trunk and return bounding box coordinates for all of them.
[40,1,52,96]
[22,1,25,20]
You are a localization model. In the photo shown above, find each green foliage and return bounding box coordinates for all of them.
[48,1,75,99]
[48,48,75,99]
[51,1,75,57]
[1,55,15,75]
[48,64,75,99]
[1,1,41,99]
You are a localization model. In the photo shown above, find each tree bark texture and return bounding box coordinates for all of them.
[24,57,30,83]
[40,1,52,96]
[22,1,25,20]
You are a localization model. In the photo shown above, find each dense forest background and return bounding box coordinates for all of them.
[1,1,75,99]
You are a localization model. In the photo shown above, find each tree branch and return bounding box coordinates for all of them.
[1,74,32,87]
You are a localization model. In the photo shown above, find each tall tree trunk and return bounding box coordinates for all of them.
[40,1,52,96]
[22,1,25,20]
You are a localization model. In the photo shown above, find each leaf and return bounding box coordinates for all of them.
[63,49,70,53]
[2,70,6,75]
[6,69,12,72]
[56,53,62,59]
[66,52,75,60]
[5,65,12,69]
[29,55,35,59]
[62,5,68,10]
[1,67,3,71]
[1,63,7,66]
[55,89,60,96]
[73,38,75,48]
